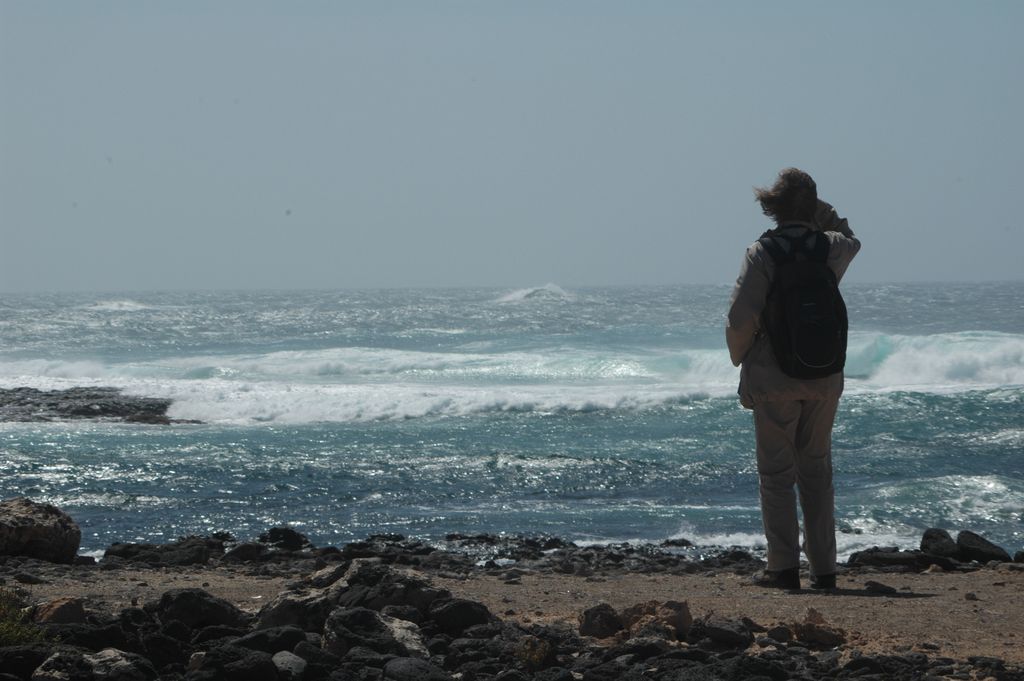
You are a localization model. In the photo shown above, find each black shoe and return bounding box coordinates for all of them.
[811,573,836,590]
[751,567,800,590]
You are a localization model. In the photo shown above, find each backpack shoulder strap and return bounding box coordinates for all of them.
[808,231,830,262]
[757,231,789,264]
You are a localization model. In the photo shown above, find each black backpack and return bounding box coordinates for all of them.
[758,228,848,379]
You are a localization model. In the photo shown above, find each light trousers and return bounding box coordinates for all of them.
[752,397,839,577]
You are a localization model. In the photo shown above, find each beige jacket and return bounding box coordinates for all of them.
[726,201,861,408]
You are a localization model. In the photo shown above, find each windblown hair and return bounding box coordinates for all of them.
[754,168,817,224]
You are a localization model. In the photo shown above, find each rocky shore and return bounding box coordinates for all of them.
[2,499,1023,680]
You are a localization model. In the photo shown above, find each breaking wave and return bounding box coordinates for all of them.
[497,283,575,303]
[845,330,1024,393]
[1,329,1020,425]
[84,300,155,312]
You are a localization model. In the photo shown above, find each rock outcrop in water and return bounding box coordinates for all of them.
[0,387,198,424]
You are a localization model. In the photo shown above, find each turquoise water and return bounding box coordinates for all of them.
[1,283,1021,557]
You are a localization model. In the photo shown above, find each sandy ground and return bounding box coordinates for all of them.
[17,562,1024,664]
[434,566,1024,663]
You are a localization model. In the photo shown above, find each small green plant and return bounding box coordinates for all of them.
[0,587,48,646]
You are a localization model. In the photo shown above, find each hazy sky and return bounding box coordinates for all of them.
[2,2,1021,292]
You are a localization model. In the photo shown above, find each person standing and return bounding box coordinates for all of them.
[726,168,860,590]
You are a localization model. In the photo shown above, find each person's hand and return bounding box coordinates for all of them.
[815,199,838,231]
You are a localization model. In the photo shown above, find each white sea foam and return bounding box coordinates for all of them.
[497,283,575,303]
[918,475,1024,525]
[673,522,922,561]
[157,381,719,424]
[0,359,112,381]
[2,329,1021,425]
[84,300,154,312]
[845,330,1024,393]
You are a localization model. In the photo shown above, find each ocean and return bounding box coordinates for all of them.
[1,283,1021,559]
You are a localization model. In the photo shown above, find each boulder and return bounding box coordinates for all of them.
[231,625,307,654]
[258,527,312,551]
[792,620,846,647]
[383,657,453,681]
[604,636,672,660]
[192,624,249,644]
[139,631,189,669]
[514,635,558,671]
[257,588,336,631]
[222,542,269,563]
[42,622,130,652]
[578,603,623,638]
[34,597,87,624]
[29,651,93,681]
[148,588,248,630]
[184,644,277,681]
[84,648,157,681]
[0,644,55,680]
[702,616,753,648]
[335,563,449,616]
[792,608,846,648]
[427,598,492,636]
[322,607,427,658]
[0,497,81,563]
[956,531,1012,563]
[103,536,224,566]
[619,600,692,641]
[381,604,422,623]
[308,563,349,588]
[292,640,343,679]
[847,546,957,570]
[271,651,308,681]
[920,528,958,558]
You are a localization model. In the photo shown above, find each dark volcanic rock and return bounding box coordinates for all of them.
[0,644,59,680]
[620,600,692,641]
[0,387,176,424]
[382,657,453,681]
[293,640,344,678]
[603,636,671,660]
[149,588,249,630]
[336,564,450,616]
[921,528,959,558]
[31,650,95,681]
[257,589,337,632]
[104,536,225,566]
[141,630,190,668]
[846,546,958,570]
[84,648,158,680]
[0,496,81,563]
[222,542,270,563]
[258,527,312,551]
[427,598,492,636]
[42,622,130,652]
[271,650,308,681]
[231,625,307,654]
[186,644,278,681]
[578,603,624,639]
[323,607,425,658]
[701,616,754,648]
[956,530,1012,563]
[192,624,249,644]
